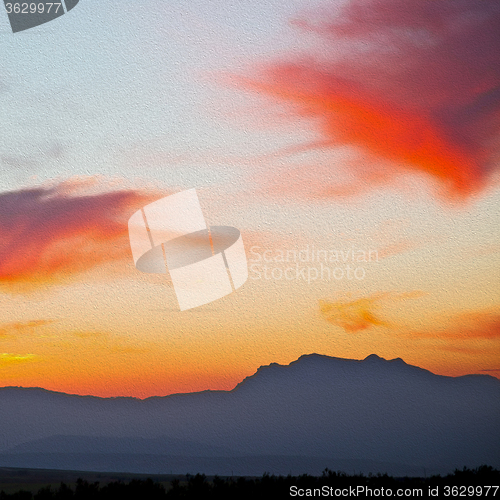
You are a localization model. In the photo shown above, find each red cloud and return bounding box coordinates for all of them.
[240,0,500,198]
[0,182,154,290]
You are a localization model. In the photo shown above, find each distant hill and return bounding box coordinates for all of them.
[5,435,236,457]
[0,354,498,476]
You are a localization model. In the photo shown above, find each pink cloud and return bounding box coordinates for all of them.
[0,181,157,290]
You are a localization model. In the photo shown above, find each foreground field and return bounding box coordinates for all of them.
[0,466,498,499]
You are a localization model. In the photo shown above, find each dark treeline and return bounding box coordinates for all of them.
[0,466,498,499]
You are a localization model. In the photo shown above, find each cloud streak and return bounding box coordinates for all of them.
[0,181,154,290]
[0,320,54,338]
[413,310,500,340]
[240,0,500,198]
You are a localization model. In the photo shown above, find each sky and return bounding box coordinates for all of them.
[0,0,499,398]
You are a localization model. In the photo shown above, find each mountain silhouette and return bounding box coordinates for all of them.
[0,354,498,476]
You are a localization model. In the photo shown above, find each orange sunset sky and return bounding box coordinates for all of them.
[0,0,499,397]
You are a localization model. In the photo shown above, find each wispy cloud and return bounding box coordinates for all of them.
[238,0,500,199]
[320,295,388,332]
[0,180,156,291]
[0,320,54,338]
[413,310,500,340]
[320,291,425,332]
[1,143,66,171]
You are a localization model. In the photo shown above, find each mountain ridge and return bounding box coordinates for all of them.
[1,353,497,401]
[0,352,498,476]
